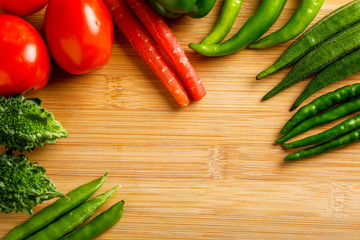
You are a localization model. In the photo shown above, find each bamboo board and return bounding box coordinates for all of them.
[1,1,360,239]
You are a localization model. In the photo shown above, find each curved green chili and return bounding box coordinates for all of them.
[61,200,125,240]
[188,0,287,56]
[147,0,182,18]
[262,21,360,101]
[291,48,360,111]
[283,114,360,148]
[277,97,360,144]
[188,0,217,18]
[4,173,108,240]
[280,83,360,135]
[26,185,120,240]
[250,0,324,49]
[200,0,244,45]
[284,127,360,161]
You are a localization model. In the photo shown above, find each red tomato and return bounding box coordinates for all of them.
[44,0,113,75]
[0,0,48,16]
[0,13,51,97]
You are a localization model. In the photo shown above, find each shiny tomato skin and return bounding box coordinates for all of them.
[0,0,48,16]
[0,13,51,97]
[44,0,113,75]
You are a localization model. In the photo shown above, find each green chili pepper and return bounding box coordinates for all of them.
[60,200,125,240]
[262,21,360,101]
[283,113,360,149]
[4,173,108,240]
[277,97,360,144]
[257,0,360,79]
[284,127,360,161]
[188,0,287,56]
[291,48,360,111]
[250,0,324,49]
[280,83,360,135]
[26,185,120,240]
[200,0,244,45]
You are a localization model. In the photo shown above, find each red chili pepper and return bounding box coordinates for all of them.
[103,0,190,107]
[125,0,206,101]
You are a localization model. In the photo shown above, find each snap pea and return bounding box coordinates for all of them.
[257,0,360,79]
[284,127,360,161]
[4,173,108,240]
[291,48,360,111]
[188,0,287,56]
[277,97,360,144]
[250,0,324,49]
[280,83,360,135]
[61,200,125,240]
[283,114,360,148]
[26,185,120,240]
[262,21,360,101]
[200,0,244,45]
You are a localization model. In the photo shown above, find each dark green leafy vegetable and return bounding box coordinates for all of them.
[0,94,68,152]
[0,150,63,214]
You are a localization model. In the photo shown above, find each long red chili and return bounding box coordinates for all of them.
[103,0,190,107]
[125,0,206,101]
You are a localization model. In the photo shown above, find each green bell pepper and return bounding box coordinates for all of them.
[147,0,217,19]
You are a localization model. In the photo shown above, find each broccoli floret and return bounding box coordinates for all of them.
[0,150,64,214]
[0,95,68,152]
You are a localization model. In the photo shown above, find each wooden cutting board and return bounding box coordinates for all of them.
[1,1,360,239]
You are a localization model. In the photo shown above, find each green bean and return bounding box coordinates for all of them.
[200,0,244,45]
[283,113,360,148]
[257,0,360,79]
[263,21,360,101]
[291,48,360,111]
[26,185,120,240]
[284,127,360,161]
[60,200,125,240]
[280,83,360,135]
[188,0,287,56]
[277,97,360,144]
[3,173,108,240]
[250,0,325,49]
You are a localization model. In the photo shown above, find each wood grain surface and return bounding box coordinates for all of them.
[1,0,360,239]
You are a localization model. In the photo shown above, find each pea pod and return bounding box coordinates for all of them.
[188,0,287,56]
[284,127,360,161]
[257,0,360,79]
[262,21,360,101]
[200,0,244,45]
[26,185,120,240]
[280,83,360,135]
[250,0,324,49]
[291,48,360,111]
[60,200,125,240]
[4,173,108,240]
[277,97,360,144]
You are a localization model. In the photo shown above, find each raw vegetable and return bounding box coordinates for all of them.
[26,185,120,240]
[147,0,182,18]
[44,0,113,75]
[262,21,360,101]
[103,0,190,107]
[0,13,51,97]
[0,0,48,16]
[0,150,63,214]
[189,0,287,56]
[126,0,206,101]
[279,83,360,135]
[291,48,360,110]
[257,0,360,79]
[60,200,125,240]
[4,173,108,240]
[200,0,244,45]
[250,0,325,49]
[0,95,68,152]
[283,114,360,148]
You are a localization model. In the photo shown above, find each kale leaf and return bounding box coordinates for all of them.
[0,95,68,152]
[0,150,64,214]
